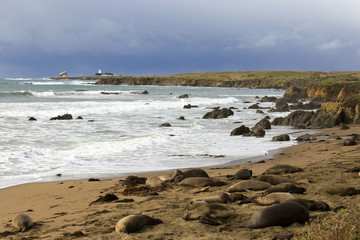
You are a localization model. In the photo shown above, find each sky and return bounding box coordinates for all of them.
[1,0,360,77]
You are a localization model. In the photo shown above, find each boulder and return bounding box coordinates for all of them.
[230,125,251,136]
[281,110,314,129]
[202,108,234,119]
[283,86,307,102]
[290,101,322,110]
[179,94,189,98]
[184,104,198,109]
[178,116,186,120]
[260,96,277,102]
[271,117,285,126]
[50,114,73,120]
[159,123,171,127]
[253,117,271,130]
[295,134,317,141]
[272,134,290,141]
[275,99,290,112]
[248,104,260,109]
[28,117,37,121]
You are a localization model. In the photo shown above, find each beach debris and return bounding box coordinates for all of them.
[115,214,162,233]
[90,193,119,205]
[263,164,303,175]
[12,213,34,232]
[122,186,151,195]
[123,175,147,186]
[191,186,211,194]
[271,231,295,240]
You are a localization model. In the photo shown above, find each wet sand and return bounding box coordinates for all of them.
[1,125,360,240]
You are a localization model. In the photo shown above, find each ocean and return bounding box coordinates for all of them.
[0,78,301,189]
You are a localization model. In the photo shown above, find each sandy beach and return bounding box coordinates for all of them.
[1,125,359,240]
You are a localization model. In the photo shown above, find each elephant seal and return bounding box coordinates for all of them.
[263,164,303,175]
[145,176,166,190]
[183,203,234,220]
[179,177,226,187]
[228,192,248,202]
[246,202,309,228]
[285,198,330,211]
[115,214,162,233]
[170,168,209,182]
[12,214,34,232]
[257,175,294,185]
[188,192,232,208]
[265,183,306,194]
[253,192,294,206]
[322,185,360,196]
[227,180,271,192]
[232,169,252,180]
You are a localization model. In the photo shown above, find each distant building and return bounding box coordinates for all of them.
[95,69,121,76]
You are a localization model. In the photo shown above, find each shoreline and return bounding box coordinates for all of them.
[2,126,358,239]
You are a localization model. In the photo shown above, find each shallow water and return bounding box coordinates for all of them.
[0,78,298,188]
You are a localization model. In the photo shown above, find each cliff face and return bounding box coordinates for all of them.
[304,83,360,101]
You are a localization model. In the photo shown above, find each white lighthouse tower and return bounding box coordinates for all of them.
[98,69,102,74]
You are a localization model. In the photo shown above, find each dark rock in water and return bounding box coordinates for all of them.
[178,94,189,98]
[271,117,284,126]
[244,128,265,137]
[261,96,277,102]
[28,117,37,121]
[159,123,172,127]
[256,110,264,114]
[76,116,83,120]
[131,90,149,94]
[253,117,271,131]
[248,103,260,109]
[295,134,317,141]
[178,116,186,120]
[272,134,290,141]
[275,98,290,112]
[202,108,234,119]
[183,104,198,109]
[88,120,95,122]
[230,125,251,136]
[343,137,356,146]
[281,110,314,128]
[100,91,121,95]
[50,113,73,120]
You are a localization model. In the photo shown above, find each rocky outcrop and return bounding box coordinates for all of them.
[184,104,198,109]
[58,71,68,78]
[283,86,307,102]
[50,114,73,120]
[272,134,290,141]
[271,117,285,126]
[202,108,234,119]
[281,111,315,129]
[289,101,322,110]
[274,99,289,112]
[260,96,277,102]
[253,117,271,130]
[159,123,171,127]
[230,125,251,136]
[179,94,189,98]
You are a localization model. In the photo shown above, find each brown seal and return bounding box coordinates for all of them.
[265,183,306,194]
[183,203,234,220]
[188,192,232,207]
[145,176,166,190]
[253,192,294,206]
[257,175,294,185]
[246,202,309,228]
[227,180,271,192]
[179,177,226,187]
[170,168,209,182]
[322,185,360,196]
[232,169,252,180]
[12,213,34,232]
[285,198,330,211]
[115,214,162,233]
[263,164,303,175]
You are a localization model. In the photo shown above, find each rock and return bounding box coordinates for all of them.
[28,117,37,121]
[271,117,284,126]
[230,125,251,136]
[253,117,271,130]
[202,108,234,119]
[281,110,314,128]
[283,86,307,102]
[343,137,356,146]
[272,134,290,141]
[50,113,73,120]
[275,98,290,112]
[131,90,149,94]
[178,116,186,120]
[76,116,83,120]
[290,101,322,110]
[58,71,68,78]
[178,94,189,98]
[256,110,264,114]
[295,134,317,141]
[244,128,265,137]
[183,104,198,109]
[248,104,260,109]
[159,123,171,127]
[261,96,277,102]
[100,92,121,95]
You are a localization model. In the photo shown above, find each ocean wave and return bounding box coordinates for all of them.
[0,91,33,97]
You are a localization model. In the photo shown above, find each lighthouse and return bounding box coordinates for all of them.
[98,69,102,74]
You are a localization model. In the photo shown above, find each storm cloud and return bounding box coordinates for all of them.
[0,0,359,77]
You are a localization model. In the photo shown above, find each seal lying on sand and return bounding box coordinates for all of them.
[188,192,232,206]
[232,169,252,180]
[12,214,34,232]
[179,177,226,187]
[263,164,303,175]
[257,175,294,185]
[265,183,306,194]
[285,198,330,211]
[115,214,162,233]
[183,203,234,220]
[245,202,309,228]
[170,168,209,182]
[227,180,271,192]
[322,185,360,196]
[145,176,166,190]
[253,192,294,206]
